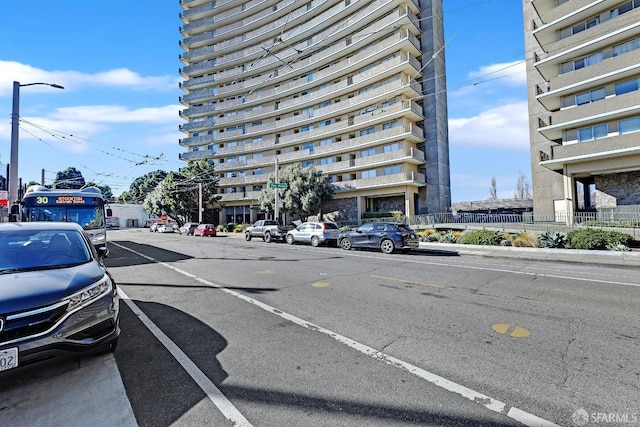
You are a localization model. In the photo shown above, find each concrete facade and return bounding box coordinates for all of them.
[178,0,450,224]
[524,0,640,221]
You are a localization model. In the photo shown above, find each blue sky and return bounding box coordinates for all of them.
[0,0,527,202]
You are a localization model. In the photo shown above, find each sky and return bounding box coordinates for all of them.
[0,0,528,202]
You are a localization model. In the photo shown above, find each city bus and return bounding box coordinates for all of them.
[21,185,107,249]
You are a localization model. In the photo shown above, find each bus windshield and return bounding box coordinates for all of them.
[23,205,105,230]
[21,186,107,246]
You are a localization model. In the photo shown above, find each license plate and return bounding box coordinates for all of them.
[0,348,18,371]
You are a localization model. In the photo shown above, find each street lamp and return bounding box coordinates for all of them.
[8,81,64,220]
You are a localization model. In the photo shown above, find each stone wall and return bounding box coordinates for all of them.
[595,172,640,207]
[315,197,358,225]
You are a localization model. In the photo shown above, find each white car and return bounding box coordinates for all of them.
[285,222,340,247]
[157,224,177,233]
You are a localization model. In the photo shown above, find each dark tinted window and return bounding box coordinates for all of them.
[323,223,339,229]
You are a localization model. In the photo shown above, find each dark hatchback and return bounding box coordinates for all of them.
[0,222,120,373]
[338,222,420,254]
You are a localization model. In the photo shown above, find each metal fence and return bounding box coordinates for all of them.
[353,211,640,240]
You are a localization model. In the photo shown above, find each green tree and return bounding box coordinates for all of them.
[143,161,220,226]
[86,182,114,202]
[259,164,333,222]
[54,167,85,189]
[118,170,168,203]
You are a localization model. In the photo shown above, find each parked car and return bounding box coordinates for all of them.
[157,223,178,233]
[105,216,120,229]
[286,222,340,247]
[0,222,120,373]
[338,222,419,254]
[245,220,292,243]
[193,224,217,237]
[149,222,159,232]
[179,222,199,235]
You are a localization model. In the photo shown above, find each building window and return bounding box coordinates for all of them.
[577,124,608,142]
[361,169,376,179]
[359,127,375,136]
[320,157,334,165]
[560,52,603,74]
[383,143,400,153]
[613,37,640,57]
[301,160,314,168]
[611,1,639,18]
[319,138,332,146]
[302,143,314,152]
[382,120,399,130]
[619,116,640,134]
[361,147,376,157]
[383,165,400,175]
[575,88,605,105]
[615,78,640,95]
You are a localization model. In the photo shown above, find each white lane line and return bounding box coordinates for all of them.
[299,247,640,288]
[113,242,559,427]
[117,288,252,427]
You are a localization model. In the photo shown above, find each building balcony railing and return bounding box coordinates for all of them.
[179,119,217,132]
[218,190,263,202]
[180,103,218,118]
[541,132,640,169]
[332,171,426,192]
[179,148,215,161]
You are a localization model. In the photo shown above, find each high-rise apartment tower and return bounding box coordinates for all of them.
[179,0,450,224]
[524,0,640,220]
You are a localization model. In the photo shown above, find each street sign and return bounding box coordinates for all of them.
[269,182,287,189]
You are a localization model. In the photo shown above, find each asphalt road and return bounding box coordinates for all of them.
[2,229,639,427]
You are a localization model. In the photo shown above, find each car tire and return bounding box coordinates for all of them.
[286,234,294,245]
[311,236,320,247]
[380,239,395,254]
[264,232,272,243]
[245,233,252,241]
[340,238,352,250]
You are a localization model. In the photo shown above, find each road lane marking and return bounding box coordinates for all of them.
[312,282,330,287]
[370,274,454,289]
[113,241,559,427]
[115,279,252,424]
[301,247,640,289]
[492,324,531,338]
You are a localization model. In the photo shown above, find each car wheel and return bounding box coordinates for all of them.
[310,236,320,247]
[286,234,294,245]
[380,239,395,254]
[264,232,272,243]
[340,238,352,250]
[245,232,252,241]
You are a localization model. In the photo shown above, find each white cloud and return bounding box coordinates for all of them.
[50,104,182,123]
[449,101,529,149]
[0,60,178,96]
[467,60,527,87]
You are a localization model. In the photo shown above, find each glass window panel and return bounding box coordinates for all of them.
[619,117,640,134]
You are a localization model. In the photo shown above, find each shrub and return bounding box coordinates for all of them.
[217,224,229,232]
[233,223,249,233]
[439,230,457,243]
[511,232,540,248]
[340,226,353,232]
[539,231,567,248]
[566,229,633,250]
[458,230,502,246]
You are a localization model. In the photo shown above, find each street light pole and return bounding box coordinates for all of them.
[8,81,64,221]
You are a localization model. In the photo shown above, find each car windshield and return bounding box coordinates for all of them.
[0,229,92,273]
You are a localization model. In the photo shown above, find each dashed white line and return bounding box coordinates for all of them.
[113,241,559,427]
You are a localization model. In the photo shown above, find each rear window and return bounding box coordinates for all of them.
[323,223,339,229]
[396,224,414,233]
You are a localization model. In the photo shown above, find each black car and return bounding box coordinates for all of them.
[338,222,419,254]
[0,222,120,373]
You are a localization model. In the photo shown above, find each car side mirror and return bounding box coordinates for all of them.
[98,246,109,259]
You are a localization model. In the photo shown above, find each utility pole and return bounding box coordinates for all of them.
[198,182,203,223]
[274,158,279,222]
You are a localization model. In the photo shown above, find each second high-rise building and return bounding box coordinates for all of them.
[178,0,450,225]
